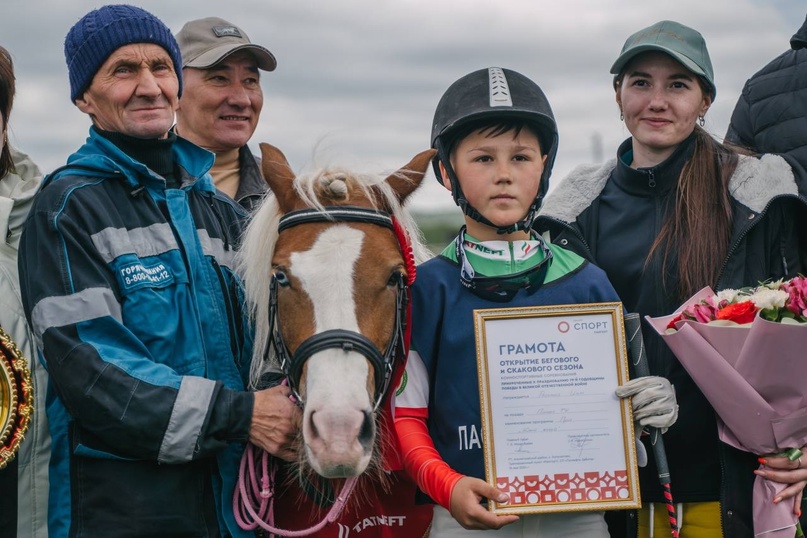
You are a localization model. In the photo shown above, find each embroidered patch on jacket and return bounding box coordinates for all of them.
[119,261,174,291]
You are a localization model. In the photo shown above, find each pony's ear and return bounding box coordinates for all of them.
[259,143,299,212]
[385,149,437,204]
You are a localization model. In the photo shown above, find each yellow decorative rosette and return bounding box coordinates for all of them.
[0,324,33,469]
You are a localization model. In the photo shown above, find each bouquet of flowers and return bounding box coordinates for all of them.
[665,277,807,328]
[646,277,807,538]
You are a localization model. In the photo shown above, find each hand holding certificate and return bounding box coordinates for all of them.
[474,302,640,515]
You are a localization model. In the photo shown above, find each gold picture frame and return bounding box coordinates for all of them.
[0,324,33,470]
[474,302,640,515]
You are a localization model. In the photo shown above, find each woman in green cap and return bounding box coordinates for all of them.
[535,20,807,538]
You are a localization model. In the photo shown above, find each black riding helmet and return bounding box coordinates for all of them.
[431,67,559,235]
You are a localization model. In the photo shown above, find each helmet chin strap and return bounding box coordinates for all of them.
[436,144,542,235]
[457,195,540,235]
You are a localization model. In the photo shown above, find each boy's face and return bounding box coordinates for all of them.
[440,127,546,241]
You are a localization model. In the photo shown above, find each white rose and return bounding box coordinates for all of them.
[750,289,788,310]
[717,289,740,303]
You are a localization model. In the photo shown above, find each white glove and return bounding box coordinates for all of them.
[615,376,678,433]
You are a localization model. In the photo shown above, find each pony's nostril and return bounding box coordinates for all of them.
[308,410,320,440]
[358,410,375,449]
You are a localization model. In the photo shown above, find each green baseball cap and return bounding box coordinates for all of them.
[610,20,715,100]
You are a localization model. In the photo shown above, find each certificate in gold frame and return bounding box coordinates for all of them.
[474,302,640,515]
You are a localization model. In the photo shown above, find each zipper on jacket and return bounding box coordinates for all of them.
[653,193,668,336]
[647,168,657,188]
[211,258,242,366]
[716,219,756,290]
[781,242,790,277]
[207,196,232,251]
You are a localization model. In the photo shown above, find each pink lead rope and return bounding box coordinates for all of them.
[234,378,360,536]
[234,442,359,536]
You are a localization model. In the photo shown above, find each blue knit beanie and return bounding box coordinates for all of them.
[64,4,183,102]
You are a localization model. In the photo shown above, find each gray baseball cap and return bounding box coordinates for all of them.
[610,20,715,100]
[176,17,276,71]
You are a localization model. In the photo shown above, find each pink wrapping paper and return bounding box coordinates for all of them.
[647,287,807,538]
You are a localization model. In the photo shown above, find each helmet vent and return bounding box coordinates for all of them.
[488,67,513,108]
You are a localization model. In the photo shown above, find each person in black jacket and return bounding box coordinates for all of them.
[725,14,807,191]
[536,20,807,538]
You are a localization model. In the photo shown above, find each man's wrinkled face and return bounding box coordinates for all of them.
[76,43,179,139]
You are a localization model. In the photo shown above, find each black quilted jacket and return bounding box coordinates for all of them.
[725,14,807,194]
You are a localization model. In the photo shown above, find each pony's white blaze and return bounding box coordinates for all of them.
[290,226,362,332]
[291,225,374,477]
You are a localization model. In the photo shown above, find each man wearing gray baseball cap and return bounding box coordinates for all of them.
[175,17,276,212]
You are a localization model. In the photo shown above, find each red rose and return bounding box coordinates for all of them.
[716,301,758,324]
[666,313,685,330]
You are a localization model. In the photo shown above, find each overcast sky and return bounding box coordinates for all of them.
[2,0,805,212]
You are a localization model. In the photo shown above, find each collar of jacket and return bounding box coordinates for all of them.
[47,126,217,195]
[611,133,696,197]
[234,146,268,203]
[729,153,798,212]
[539,138,797,225]
[0,146,43,249]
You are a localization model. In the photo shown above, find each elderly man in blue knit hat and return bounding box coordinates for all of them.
[18,5,299,537]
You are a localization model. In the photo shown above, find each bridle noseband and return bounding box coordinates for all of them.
[267,205,411,411]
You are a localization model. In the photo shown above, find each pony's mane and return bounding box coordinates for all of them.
[236,165,431,389]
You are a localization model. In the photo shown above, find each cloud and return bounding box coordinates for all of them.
[3,0,803,212]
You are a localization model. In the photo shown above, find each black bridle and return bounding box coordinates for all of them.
[267,206,410,411]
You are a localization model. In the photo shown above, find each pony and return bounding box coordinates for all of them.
[235,143,435,537]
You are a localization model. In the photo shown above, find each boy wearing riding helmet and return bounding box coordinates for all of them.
[394,67,678,537]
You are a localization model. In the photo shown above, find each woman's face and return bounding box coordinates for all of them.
[616,51,711,168]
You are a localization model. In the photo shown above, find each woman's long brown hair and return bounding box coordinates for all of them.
[0,46,15,178]
[647,125,737,299]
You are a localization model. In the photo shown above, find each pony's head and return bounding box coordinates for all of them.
[240,144,434,479]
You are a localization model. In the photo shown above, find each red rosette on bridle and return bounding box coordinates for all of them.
[0,325,33,469]
[392,217,416,286]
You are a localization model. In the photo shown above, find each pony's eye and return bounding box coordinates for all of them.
[387,271,404,287]
[274,270,290,287]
